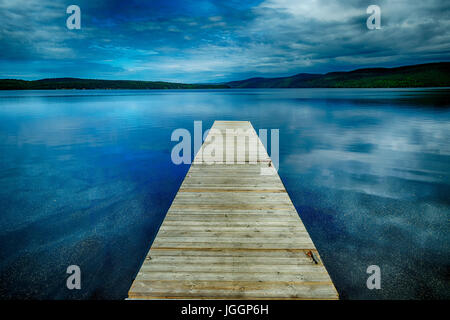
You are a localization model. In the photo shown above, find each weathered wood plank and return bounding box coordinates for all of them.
[143,255,315,265]
[134,271,333,282]
[146,248,319,258]
[150,242,316,249]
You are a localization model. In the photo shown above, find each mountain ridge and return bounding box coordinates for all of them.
[226,62,450,88]
[0,78,228,90]
[1,62,450,90]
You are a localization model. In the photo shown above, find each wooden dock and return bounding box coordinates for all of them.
[128,121,338,299]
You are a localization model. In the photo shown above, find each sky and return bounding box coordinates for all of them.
[0,0,449,83]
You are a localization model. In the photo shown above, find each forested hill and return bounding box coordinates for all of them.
[1,62,450,90]
[0,78,228,90]
[226,62,450,88]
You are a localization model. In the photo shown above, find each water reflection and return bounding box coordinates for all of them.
[0,88,448,299]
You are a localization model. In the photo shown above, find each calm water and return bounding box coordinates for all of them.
[0,88,448,299]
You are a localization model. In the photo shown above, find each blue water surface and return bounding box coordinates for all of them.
[0,88,448,299]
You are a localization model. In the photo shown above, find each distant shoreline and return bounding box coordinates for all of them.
[0,78,228,90]
[3,87,450,91]
[1,62,449,90]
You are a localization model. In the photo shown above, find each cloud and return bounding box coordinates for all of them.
[257,0,363,22]
[0,0,449,81]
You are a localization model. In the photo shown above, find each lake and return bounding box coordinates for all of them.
[0,88,448,299]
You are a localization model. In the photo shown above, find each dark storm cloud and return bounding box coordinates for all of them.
[0,0,449,82]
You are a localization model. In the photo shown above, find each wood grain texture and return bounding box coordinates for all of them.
[128,121,338,300]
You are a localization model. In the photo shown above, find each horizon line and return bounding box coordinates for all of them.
[1,61,449,84]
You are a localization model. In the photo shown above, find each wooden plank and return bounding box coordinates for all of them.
[156,231,311,237]
[143,255,315,265]
[158,226,308,232]
[150,242,316,250]
[128,121,338,300]
[146,248,319,258]
[134,271,333,282]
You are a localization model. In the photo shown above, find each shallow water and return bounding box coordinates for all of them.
[0,88,448,299]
